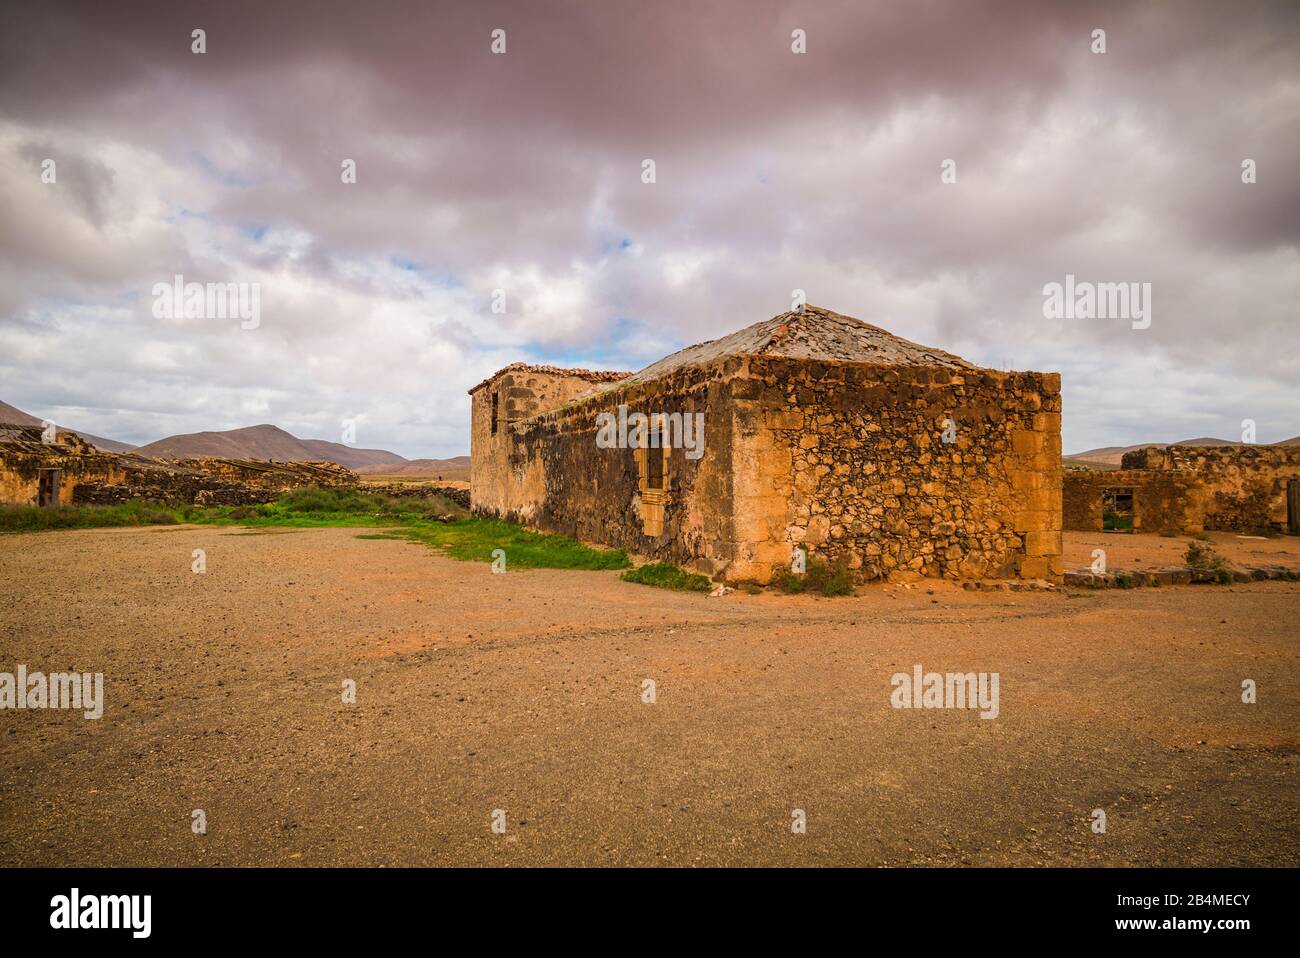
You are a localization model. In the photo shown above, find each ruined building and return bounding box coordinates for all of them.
[1064,444,1300,535]
[0,425,357,507]
[470,306,1063,583]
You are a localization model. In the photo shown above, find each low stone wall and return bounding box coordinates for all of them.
[71,480,281,506]
[366,484,470,509]
[1063,469,1202,534]
[1070,444,1300,533]
[1,428,360,507]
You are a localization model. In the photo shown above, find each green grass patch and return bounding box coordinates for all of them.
[0,500,184,532]
[620,562,712,592]
[2,486,627,573]
[401,518,629,570]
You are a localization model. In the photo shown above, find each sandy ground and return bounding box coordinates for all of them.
[0,526,1296,867]
[1062,529,1300,573]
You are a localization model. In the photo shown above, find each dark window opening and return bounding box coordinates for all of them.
[490,391,499,436]
[645,427,665,490]
[1102,488,1134,532]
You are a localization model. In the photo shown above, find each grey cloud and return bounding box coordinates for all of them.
[0,0,1297,457]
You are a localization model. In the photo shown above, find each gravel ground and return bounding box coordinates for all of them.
[1,525,1296,866]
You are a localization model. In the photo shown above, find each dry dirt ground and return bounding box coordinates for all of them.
[1,526,1296,867]
[1062,529,1300,573]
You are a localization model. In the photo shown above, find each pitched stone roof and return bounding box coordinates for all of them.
[467,362,630,395]
[605,305,977,390]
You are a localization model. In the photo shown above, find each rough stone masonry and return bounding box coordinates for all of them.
[469,306,1063,584]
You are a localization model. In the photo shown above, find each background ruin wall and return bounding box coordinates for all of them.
[0,428,357,507]
[1064,444,1300,533]
[1062,469,1203,534]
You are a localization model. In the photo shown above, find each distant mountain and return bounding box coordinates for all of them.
[298,439,408,469]
[134,424,407,469]
[0,399,136,453]
[355,456,470,479]
[1065,435,1299,468]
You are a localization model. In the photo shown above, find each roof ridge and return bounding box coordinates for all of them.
[467,362,631,395]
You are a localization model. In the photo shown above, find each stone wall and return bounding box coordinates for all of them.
[1108,444,1300,532]
[471,359,740,575]
[1,427,359,507]
[364,484,471,509]
[71,480,282,507]
[0,429,137,506]
[1062,469,1202,534]
[731,358,1062,582]
[470,366,629,512]
[469,355,1063,584]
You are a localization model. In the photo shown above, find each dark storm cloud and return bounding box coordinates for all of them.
[0,0,1297,456]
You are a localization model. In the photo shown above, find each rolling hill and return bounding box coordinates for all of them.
[2,400,465,470]
[133,424,408,469]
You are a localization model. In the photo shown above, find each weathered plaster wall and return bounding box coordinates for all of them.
[470,368,629,513]
[730,358,1063,583]
[471,360,739,575]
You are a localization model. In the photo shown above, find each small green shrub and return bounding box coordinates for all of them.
[770,567,805,594]
[1185,540,1229,572]
[771,558,854,597]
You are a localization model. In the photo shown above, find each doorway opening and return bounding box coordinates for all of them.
[37,468,61,508]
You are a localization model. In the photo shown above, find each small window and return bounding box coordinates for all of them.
[645,425,665,490]
[1102,488,1134,532]
[490,391,499,436]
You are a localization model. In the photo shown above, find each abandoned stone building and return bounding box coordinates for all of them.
[1064,444,1300,535]
[0,424,356,507]
[469,306,1063,584]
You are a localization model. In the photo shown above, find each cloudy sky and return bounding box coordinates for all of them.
[1,0,1297,457]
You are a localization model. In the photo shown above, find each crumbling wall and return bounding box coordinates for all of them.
[71,481,281,506]
[1,426,360,507]
[1118,444,1300,532]
[1062,469,1203,534]
[364,484,470,509]
[731,358,1063,583]
[0,429,134,505]
[470,366,629,513]
[473,360,738,576]
[173,457,355,490]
